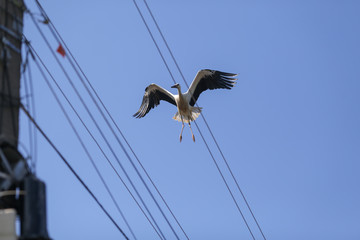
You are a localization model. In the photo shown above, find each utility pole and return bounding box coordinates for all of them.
[0,0,50,239]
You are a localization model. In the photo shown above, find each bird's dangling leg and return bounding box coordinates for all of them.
[180,118,184,142]
[189,122,195,142]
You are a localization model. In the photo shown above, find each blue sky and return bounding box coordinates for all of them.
[20,0,360,239]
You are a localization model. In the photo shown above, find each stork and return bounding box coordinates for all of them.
[133,69,237,142]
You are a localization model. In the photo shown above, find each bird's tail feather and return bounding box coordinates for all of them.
[173,107,202,123]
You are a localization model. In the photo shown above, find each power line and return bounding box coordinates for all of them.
[24,36,163,240]
[44,19,189,239]
[26,54,38,174]
[29,12,169,240]
[33,1,188,239]
[132,1,266,239]
[142,1,267,239]
[192,120,255,240]
[22,47,38,174]
[21,51,35,173]
[23,38,137,239]
[20,104,130,240]
[131,0,176,85]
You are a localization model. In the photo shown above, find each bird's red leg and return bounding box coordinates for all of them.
[180,117,184,142]
[189,122,195,142]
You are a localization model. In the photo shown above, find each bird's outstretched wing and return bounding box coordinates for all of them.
[133,84,176,118]
[185,69,237,106]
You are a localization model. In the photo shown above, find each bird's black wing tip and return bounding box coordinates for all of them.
[133,112,141,118]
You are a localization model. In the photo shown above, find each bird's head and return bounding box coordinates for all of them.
[171,83,180,89]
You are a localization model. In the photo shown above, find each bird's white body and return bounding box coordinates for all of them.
[172,86,202,123]
[134,69,237,142]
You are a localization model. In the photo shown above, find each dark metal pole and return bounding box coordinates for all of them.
[0,0,24,147]
[0,1,51,239]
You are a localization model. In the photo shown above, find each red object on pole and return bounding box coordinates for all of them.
[56,44,66,57]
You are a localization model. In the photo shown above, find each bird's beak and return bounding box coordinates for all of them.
[171,84,177,89]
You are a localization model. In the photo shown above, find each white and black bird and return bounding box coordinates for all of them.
[133,69,237,142]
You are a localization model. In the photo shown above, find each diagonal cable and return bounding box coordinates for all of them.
[34,1,186,239]
[132,1,258,239]
[142,1,267,239]
[29,9,170,238]
[26,57,38,174]
[20,104,130,240]
[22,48,38,174]
[24,36,164,240]
[30,6,171,240]
[21,52,35,173]
[24,38,139,239]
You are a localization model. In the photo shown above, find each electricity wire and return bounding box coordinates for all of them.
[29,13,168,240]
[30,8,171,236]
[142,1,267,239]
[23,38,137,239]
[132,1,265,239]
[20,104,130,240]
[45,23,188,239]
[22,47,38,173]
[24,37,163,240]
[43,23,175,239]
[33,1,187,239]
[30,2,261,239]
[21,52,34,172]
[27,55,38,173]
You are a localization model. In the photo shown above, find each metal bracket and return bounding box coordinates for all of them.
[0,24,21,41]
[0,172,10,180]
[1,36,21,54]
[0,145,28,191]
[0,148,13,175]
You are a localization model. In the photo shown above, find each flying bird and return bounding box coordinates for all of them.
[133,69,237,142]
